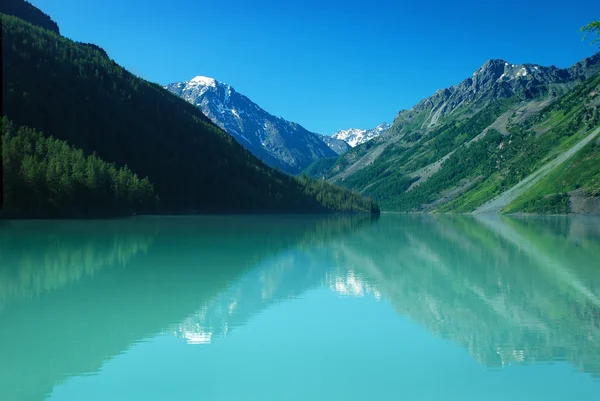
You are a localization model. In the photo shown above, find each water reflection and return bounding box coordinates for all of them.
[163,214,600,380]
[173,246,334,345]
[324,215,600,375]
[0,220,157,304]
[1,214,599,401]
[0,215,374,401]
[328,269,381,299]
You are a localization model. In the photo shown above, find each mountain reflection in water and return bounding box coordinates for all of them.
[0,214,599,401]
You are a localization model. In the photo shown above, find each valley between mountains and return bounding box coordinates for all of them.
[1,0,599,217]
[166,54,600,215]
[164,76,387,174]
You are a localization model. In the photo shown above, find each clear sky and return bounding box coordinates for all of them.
[30,0,599,135]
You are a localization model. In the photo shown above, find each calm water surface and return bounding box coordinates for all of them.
[1,214,599,400]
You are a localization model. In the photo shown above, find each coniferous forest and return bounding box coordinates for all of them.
[0,0,59,33]
[1,118,157,217]
[0,6,379,217]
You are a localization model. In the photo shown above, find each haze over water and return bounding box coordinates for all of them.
[1,214,599,401]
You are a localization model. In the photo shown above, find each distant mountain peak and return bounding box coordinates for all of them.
[480,58,509,69]
[165,77,336,174]
[332,122,390,147]
[472,59,522,83]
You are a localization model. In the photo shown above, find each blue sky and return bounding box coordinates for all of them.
[30,0,599,134]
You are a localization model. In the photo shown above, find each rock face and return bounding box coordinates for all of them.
[389,53,600,134]
[332,123,391,147]
[165,76,337,174]
[317,134,352,154]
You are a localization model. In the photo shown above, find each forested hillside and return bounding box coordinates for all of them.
[1,118,157,217]
[0,0,59,33]
[1,11,379,216]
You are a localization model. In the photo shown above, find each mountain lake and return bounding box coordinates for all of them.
[1,214,599,400]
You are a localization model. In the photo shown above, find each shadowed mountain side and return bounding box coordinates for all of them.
[321,215,600,377]
[0,215,376,401]
[0,0,59,33]
[1,13,379,216]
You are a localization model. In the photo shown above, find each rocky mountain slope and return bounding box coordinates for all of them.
[332,122,390,147]
[316,133,351,154]
[165,76,337,174]
[320,53,600,213]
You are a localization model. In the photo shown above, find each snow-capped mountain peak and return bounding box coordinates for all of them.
[188,75,218,87]
[165,76,337,174]
[332,122,390,147]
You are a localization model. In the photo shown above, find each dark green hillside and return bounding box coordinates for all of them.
[0,0,59,33]
[1,118,157,217]
[303,157,338,179]
[1,13,378,216]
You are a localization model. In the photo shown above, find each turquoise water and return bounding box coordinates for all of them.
[1,214,599,401]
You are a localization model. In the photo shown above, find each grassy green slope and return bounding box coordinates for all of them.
[328,70,599,213]
[442,73,600,213]
[334,100,515,210]
[504,138,600,214]
[1,13,379,216]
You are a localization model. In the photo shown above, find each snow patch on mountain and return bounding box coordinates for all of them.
[189,76,217,87]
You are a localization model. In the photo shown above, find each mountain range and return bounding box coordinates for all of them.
[165,76,338,174]
[165,77,393,171]
[331,123,390,147]
[2,0,599,216]
[309,53,600,214]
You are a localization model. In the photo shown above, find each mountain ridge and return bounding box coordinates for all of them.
[165,76,338,174]
[321,52,600,213]
[388,53,600,134]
